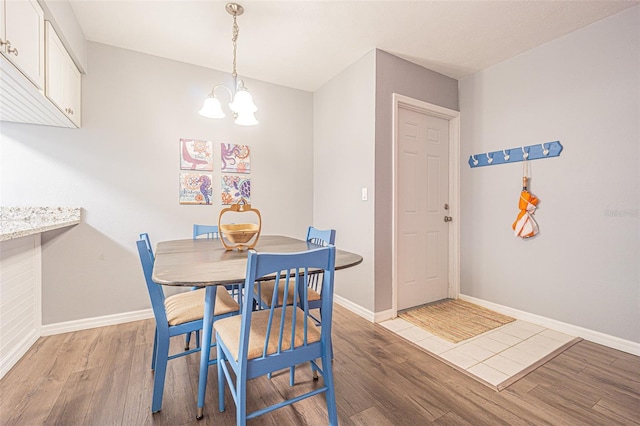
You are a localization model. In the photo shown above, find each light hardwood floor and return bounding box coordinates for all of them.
[1,305,639,425]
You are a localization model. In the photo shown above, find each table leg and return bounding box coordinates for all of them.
[197,286,217,419]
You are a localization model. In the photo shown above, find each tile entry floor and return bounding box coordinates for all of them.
[379,317,579,390]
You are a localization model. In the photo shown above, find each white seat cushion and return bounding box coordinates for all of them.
[215,307,321,361]
[255,280,321,307]
[165,287,239,326]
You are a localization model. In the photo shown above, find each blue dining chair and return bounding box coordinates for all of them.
[254,227,336,380]
[136,237,240,413]
[303,227,336,319]
[215,245,338,425]
[140,232,204,351]
[255,227,335,314]
[193,224,219,239]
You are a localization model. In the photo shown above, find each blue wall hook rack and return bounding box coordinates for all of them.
[468,141,563,168]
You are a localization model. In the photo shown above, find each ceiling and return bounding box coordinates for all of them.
[69,1,639,92]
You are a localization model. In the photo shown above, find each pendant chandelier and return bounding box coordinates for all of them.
[199,3,258,126]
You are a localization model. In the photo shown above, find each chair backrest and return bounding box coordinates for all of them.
[306,226,336,246]
[193,224,219,239]
[136,239,168,326]
[139,232,155,261]
[239,246,336,360]
[305,227,335,293]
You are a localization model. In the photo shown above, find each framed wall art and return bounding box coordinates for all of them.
[180,138,213,171]
[221,175,251,205]
[220,143,251,174]
[179,173,213,205]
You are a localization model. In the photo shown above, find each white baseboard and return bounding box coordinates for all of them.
[373,308,395,323]
[334,294,376,322]
[460,294,640,356]
[36,296,640,357]
[333,295,395,323]
[41,309,153,336]
[0,328,40,380]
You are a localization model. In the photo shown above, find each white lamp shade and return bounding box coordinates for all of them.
[229,89,258,115]
[234,110,259,126]
[199,96,225,118]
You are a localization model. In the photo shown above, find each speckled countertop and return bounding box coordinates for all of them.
[0,207,82,241]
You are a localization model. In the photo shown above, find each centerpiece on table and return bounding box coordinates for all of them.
[218,198,261,250]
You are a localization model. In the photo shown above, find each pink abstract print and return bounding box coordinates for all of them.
[221,175,251,205]
[180,173,213,205]
[180,138,213,171]
[220,143,251,174]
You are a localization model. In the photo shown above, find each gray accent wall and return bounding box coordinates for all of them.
[374,51,458,312]
[459,6,639,343]
[0,42,313,324]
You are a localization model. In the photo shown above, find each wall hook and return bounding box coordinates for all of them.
[486,153,493,164]
[541,143,549,156]
[503,149,510,161]
[522,146,529,160]
[471,155,479,166]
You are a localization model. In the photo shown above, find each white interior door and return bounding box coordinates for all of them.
[397,106,450,311]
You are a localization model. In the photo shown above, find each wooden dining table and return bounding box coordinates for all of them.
[152,235,363,419]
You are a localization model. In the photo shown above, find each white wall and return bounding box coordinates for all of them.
[313,51,376,311]
[459,7,639,343]
[0,42,313,324]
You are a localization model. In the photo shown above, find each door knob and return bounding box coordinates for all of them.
[444,216,453,223]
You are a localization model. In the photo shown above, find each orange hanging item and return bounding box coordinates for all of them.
[512,175,539,238]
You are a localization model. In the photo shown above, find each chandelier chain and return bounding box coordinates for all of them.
[231,12,239,79]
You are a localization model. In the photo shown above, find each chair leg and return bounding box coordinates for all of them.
[311,308,330,381]
[185,332,192,350]
[217,343,226,413]
[289,366,295,387]
[151,328,158,371]
[151,336,170,413]
[320,307,335,360]
[237,373,247,426]
[321,346,338,425]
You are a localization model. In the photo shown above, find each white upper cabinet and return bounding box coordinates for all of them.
[0,2,82,128]
[0,0,45,90]
[45,22,81,127]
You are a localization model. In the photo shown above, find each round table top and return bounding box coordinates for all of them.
[152,235,363,287]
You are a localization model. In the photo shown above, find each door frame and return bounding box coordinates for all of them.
[391,94,460,318]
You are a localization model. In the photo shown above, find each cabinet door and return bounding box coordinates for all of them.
[45,22,81,128]
[3,0,44,90]
[45,22,65,112]
[64,54,81,127]
[0,0,5,46]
